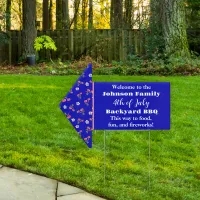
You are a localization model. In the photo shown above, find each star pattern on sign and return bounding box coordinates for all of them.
[60,64,93,148]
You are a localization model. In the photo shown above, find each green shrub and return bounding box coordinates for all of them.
[93,67,113,75]
[112,66,124,75]
[34,35,57,52]
[1,55,200,76]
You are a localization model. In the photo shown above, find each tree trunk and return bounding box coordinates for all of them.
[162,0,190,57]
[124,0,132,29]
[6,0,11,31]
[88,0,93,29]
[63,0,70,29]
[110,0,114,29]
[22,0,37,58]
[149,0,164,55]
[81,0,88,29]
[73,0,80,29]
[43,0,49,30]
[149,0,190,58]
[18,0,23,30]
[56,0,62,29]
[113,0,123,29]
[49,0,53,29]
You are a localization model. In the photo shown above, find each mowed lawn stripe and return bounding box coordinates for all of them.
[0,75,200,200]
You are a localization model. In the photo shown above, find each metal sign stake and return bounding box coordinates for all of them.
[148,130,151,190]
[104,130,106,185]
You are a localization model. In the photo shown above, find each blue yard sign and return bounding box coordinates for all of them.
[94,82,170,130]
[60,64,170,148]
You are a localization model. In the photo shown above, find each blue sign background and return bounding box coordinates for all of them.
[94,82,170,130]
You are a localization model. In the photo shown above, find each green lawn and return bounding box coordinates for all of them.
[0,75,200,200]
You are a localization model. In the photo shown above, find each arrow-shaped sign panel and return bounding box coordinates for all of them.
[60,64,170,148]
[60,64,93,148]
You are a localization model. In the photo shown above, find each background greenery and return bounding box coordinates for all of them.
[1,56,200,76]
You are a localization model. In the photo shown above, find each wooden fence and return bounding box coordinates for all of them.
[0,29,145,64]
[0,29,199,65]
